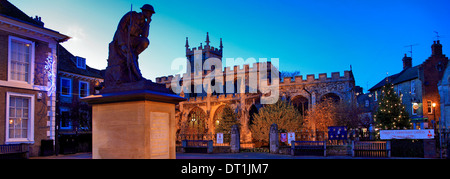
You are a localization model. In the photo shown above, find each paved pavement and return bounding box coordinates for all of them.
[30,152,92,159]
[30,152,431,159]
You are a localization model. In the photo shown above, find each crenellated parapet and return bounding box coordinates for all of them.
[186,45,223,57]
[156,63,353,86]
[155,61,274,84]
[185,32,223,58]
[182,92,245,103]
[279,70,354,85]
[156,75,174,84]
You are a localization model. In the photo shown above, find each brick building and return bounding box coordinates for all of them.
[0,0,69,156]
[370,40,449,129]
[419,40,448,128]
[438,61,450,129]
[56,44,103,154]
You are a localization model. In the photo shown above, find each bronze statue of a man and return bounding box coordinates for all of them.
[105,4,155,87]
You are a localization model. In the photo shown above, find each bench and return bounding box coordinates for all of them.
[291,141,326,156]
[352,141,390,158]
[0,144,30,159]
[181,140,213,153]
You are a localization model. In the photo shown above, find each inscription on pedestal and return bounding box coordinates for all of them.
[150,112,170,158]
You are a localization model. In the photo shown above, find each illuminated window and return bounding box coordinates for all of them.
[186,107,207,134]
[374,91,378,101]
[6,92,34,144]
[427,101,432,114]
[8,36,34,83]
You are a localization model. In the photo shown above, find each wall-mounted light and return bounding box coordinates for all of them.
[37,92,43,100]
[412,102,419,110]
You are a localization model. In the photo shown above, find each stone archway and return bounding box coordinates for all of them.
[248,104,259,125]
[212,105,226,132]
[320,92,341,103]
[291,95,309,117]
[183,107,208,134]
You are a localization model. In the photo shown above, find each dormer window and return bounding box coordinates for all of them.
[76,56,86,69]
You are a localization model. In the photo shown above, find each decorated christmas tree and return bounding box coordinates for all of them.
[374,82,412,130]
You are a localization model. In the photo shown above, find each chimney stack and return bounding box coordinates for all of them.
[402,54,412,70]
[432,40,443,56]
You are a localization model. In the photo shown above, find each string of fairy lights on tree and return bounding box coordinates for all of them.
[373,81,412,135]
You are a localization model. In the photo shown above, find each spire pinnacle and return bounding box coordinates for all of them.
[185,37,189,49]
[219,38,223,49]
[205,32,210,46]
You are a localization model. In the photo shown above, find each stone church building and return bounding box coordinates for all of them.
[156,33,356,143]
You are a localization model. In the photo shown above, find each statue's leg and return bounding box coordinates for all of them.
[133,37,150,56]
[129,37,150,81]
[131,53,143,81]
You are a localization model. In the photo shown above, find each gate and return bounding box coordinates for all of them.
[437,127,450,159]
[352,141,391,158]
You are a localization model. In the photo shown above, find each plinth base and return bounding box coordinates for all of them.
[83,90,185,159]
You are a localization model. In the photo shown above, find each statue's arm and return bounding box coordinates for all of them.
[115,12,132,49]
[142,19,150,38]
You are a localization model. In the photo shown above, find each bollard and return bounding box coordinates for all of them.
[207,140,213,154]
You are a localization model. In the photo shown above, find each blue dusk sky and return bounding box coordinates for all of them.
[10,0,450,92]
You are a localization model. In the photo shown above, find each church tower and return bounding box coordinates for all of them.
[185,32,223,73]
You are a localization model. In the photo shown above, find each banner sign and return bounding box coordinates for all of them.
[217,133,223,144]
[328,126,347,140]
[280,133,287,143]
[380,129,434,140]
[288,132,295,144]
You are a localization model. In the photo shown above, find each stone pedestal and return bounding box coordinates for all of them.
[230,124,240,153]
[269,123,279,154]
[82,90,185,159]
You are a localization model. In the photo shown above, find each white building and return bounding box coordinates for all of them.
[438,62,450,129]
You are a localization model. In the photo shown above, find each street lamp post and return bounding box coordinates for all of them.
[432,103,443,159]
[432,103,437,129]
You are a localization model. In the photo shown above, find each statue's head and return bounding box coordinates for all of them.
[141,4,155,19]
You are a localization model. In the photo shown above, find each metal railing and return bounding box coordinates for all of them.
[280,128,376,146]
[0,144,29,159]
[352,141,390,158]
[177,133,231,147]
